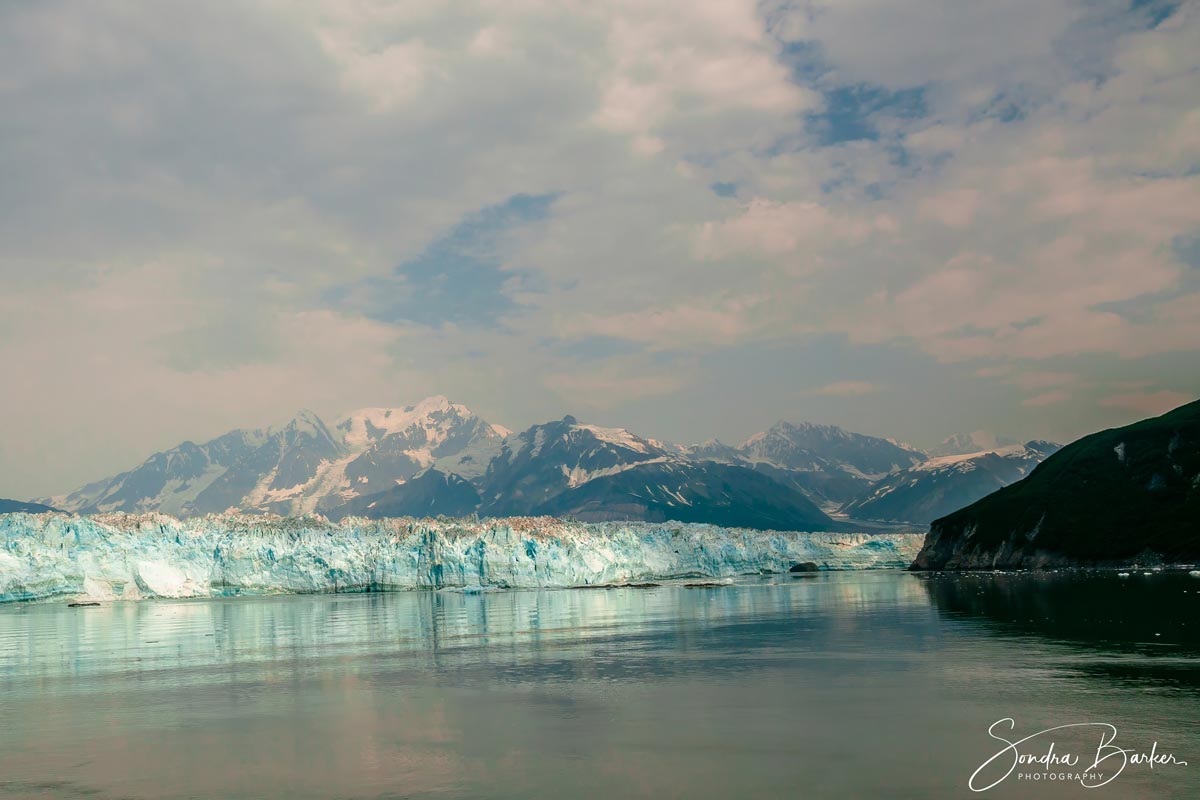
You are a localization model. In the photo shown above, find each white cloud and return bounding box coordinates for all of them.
[693,199,881,262]
[1022,390,1073,408]
[807,381,878,397]
[553,294,779,350]
[593,0,819,150]
[543,359,695,410]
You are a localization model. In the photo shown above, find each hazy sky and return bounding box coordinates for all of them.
[2,0,1199,498]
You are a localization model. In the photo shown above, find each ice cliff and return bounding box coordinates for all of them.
[0,512,925,603]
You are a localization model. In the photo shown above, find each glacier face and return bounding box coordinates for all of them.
[0,513,925,603]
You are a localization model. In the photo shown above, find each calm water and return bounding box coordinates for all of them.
[1,571,1197,799]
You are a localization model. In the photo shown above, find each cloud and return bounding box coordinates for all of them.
[1007,371,1081,391]
[806,380,879,397]
[1,0,1199,495]
[542,360,695,410]
[554,294,776,349]
[592,0,820,150]
[693,198,885,262]
[1022,390,1073,408]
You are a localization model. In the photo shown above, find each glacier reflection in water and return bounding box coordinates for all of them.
[1,572,1197,799]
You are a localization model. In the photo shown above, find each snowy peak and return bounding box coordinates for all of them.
[914,440,1059,473]
[39,401,1055,532]
[47,398,508,518]
[473,416,839,530]
[274,410,342,454]
[570,422,666,456]
[498,416,671,471]
[683,439,746,464]
[336,397,510,452]
[333,397,509,500]
[739,420,925,478]
[43,426,271,516]
[929,431,1019,457]
[840,440,1062,524]
[338,396,463,448]
[480,417,678,514]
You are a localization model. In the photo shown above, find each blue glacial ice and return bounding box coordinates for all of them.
[0,513,926,603]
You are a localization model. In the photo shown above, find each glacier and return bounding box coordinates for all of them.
[0,512,925,603]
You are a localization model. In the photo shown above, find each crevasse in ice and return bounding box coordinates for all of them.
[0,512,925,602]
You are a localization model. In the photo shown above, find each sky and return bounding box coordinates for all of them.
[2,0,1199,499]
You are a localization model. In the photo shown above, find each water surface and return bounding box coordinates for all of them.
[1,572,1197,798]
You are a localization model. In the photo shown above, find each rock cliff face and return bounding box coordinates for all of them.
[912,399,1200,570]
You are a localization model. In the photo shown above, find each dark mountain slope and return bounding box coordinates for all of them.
[0,499,58,514]
[912,400,1200,569]
[530,461,845,531]
[328,469,481,521]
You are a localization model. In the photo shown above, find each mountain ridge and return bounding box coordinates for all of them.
[30,397,1056,531]
[839,441,1060,525]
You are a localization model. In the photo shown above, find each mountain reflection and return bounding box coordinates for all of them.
[918,570,1200,690]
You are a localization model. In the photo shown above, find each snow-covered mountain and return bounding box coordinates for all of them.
[838,441,1061,525]
[45,397,507,517]
[473,417,838,530]
[681,439,746,463]
[324,397,509,510]
[45,420,317,517]
[929,431,1019,457]
[479,416,674,513]
[34,399,1047,531]
[739,421,926,479]
[315,415,843,531]
[677,421,928,508]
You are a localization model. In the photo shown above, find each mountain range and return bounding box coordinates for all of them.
[839,441,1061,525]
[30,396,1054,531]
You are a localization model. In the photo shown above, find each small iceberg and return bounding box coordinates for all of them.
[443,584,488,594]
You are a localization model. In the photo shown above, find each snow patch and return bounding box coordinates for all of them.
[575,424,654,454]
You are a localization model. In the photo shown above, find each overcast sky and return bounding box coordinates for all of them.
[2,0,1199,498]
